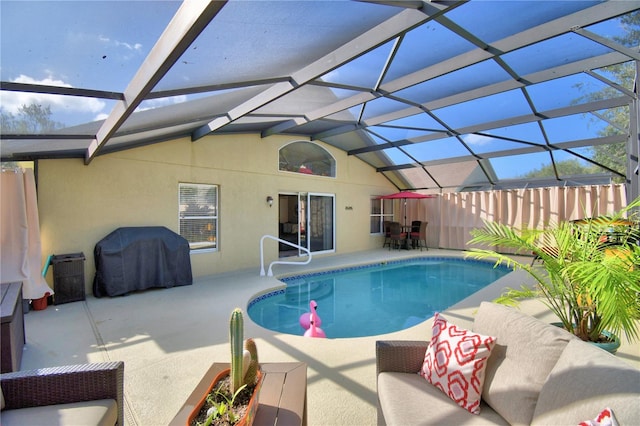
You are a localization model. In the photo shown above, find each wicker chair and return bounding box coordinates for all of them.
[388,222,407,250]
[410,221,428,251]
[376,340,428,425]
[1,361,124,425]
[382,221,392,248]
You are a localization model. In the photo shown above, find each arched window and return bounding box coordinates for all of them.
[279,141,336,177]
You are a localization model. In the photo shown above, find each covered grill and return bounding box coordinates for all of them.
[93,227,192,297]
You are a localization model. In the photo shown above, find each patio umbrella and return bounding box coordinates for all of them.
[378,191,435,226]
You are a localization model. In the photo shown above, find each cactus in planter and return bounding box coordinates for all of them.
[229,308,244,394]
[193,308,262,425]
[230,309,261,394]
[243,338,259,386]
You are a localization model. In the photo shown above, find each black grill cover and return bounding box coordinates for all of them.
[93,226,192,297]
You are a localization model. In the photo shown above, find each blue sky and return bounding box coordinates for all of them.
[1,1,180,125]
[0,1,631,180]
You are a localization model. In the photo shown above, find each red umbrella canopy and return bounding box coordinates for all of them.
[378,191,434,200]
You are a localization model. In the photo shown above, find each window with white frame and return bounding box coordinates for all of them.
[370,198,394,234]
[179,183,218,251]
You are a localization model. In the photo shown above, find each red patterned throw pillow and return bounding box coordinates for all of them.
[420,312,497,414]
[578,407,618,426]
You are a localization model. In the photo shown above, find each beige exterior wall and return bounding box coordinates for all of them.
[37,134,395,293]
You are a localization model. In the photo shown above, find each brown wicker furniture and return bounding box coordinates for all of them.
[1,361,124,425]
[376,302,640,425]
[388,222,407,250]
[410,221,428,251]
[382,221,392,248]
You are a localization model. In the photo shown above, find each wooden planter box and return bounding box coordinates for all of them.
[171,362,307,426]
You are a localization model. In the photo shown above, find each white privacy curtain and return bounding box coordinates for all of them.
[1,168,53,299]
[436,184,629,251]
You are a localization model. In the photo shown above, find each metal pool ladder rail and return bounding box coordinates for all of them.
[260,235,312,276]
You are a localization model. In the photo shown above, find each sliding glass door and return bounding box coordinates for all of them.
[306,192,335,254]
[278,192,334,257]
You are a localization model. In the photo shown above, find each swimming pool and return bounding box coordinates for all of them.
[247,257,511,338]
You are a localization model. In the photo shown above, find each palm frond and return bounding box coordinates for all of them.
[466,196,640,344]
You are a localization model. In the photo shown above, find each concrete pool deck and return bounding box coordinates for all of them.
[20,248,640,425]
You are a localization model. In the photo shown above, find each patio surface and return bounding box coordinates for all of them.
[20,248,640,425]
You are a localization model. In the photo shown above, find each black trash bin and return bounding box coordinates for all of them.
[51,253,86,305]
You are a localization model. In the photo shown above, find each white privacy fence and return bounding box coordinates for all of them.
[404,184,629,252]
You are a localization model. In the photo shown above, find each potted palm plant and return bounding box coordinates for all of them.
[466,196,640,352]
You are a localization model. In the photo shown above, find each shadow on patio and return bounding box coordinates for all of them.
[19,249,640,426]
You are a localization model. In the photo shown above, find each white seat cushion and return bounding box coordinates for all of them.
[378,372,508,426]
[472,302,576,426]
[0,399,118,426]
[531,339,640,426]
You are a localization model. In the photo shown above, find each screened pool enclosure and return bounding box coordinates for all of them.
[1,1,639,199]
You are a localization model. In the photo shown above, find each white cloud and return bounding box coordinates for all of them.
[115,40,143,52]
[463,133,493,146]
[2,74,106,119]
[136,95,187,112]
[14,74,69,87]
[98,34,143,53]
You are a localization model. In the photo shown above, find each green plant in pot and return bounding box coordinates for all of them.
[189,308,263,426]
[466,196,640,352]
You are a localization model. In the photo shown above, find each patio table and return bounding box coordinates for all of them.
[170,362,307,426]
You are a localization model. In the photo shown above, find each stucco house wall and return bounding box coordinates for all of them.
[37,134,396,294]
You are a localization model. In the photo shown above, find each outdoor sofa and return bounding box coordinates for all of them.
[1,361,124,425]
[376,302,640,425]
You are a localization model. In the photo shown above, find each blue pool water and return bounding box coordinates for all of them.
[247,257,511,338]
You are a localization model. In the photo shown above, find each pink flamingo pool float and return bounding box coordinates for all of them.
[300,300,326,338]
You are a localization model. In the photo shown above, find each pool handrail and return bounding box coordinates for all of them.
[260,235,312,276]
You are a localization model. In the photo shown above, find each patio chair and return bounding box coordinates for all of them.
[382,221,392,248]
[409,221,421,248]
[389,222,406,250]
[0,361,124,425]
[410,221,428,251]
